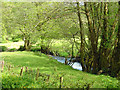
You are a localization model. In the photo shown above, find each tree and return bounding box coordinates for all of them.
[83,2,118,74]
[2,2,39,50]
[112,1,120,77]
[2,1,119,77]
[76,2,85,71]
[2,2,64,50]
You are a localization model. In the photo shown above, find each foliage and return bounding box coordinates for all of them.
[18,46,25,51]
[9,48,17,52]
[11,35,22,42]
[0,46,8,52]
[30,47,41,52]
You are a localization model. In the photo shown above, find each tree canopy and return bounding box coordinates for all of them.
[1,1,120,77]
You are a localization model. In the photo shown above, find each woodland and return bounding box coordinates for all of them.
[0,1,120,88]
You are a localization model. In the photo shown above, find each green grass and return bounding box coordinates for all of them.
[0,41,24,49]
[1,51,119,88]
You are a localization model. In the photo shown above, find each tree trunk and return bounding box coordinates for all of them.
[71,43,74,59]
[112,1,120,77]
[99,2,109,73]
[76,2,85,71]
[84,2,99,73]
[24,36,30,51]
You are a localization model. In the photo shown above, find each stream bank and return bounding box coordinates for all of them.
[50,55,82,71]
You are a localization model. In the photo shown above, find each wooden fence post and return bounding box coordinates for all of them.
[65,58,68,65]
[20,67,24,76]
[36,68,39,80]
[30,69,33,74]
[25,67,28,72]
[48,75,50,80]
[86,84,90,90]
[54,67,57,71]
[46,75,50,82]
[1,61,4,72]
[60,76,63,88]
[8,65,11,71]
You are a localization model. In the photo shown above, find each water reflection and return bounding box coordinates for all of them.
[51,56,82,71]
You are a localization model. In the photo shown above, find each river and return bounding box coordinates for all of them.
[51,56,82,71]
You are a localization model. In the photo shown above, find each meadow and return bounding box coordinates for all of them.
[1,51,120,88]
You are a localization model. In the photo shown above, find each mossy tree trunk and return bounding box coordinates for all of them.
[99,2,109,72]
[24,35,31,51]
[84,2,100,73]
[112,1,120,77]
[76,2,86,71]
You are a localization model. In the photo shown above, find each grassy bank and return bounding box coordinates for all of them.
[1,51,119,88]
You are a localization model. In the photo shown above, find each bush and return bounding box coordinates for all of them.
[41,45,50,54]
[18,46,25,51]
[30,47,41,52]
[0,46,8,52]
[9,48,17,52]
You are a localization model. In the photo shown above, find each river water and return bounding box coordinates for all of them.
[51,56,82,71]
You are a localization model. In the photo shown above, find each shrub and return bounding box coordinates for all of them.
[0,46,8,52]
[30,47,41,52]
[18,46,25,51]
[9,48,17,52]
[41,45,50,54]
